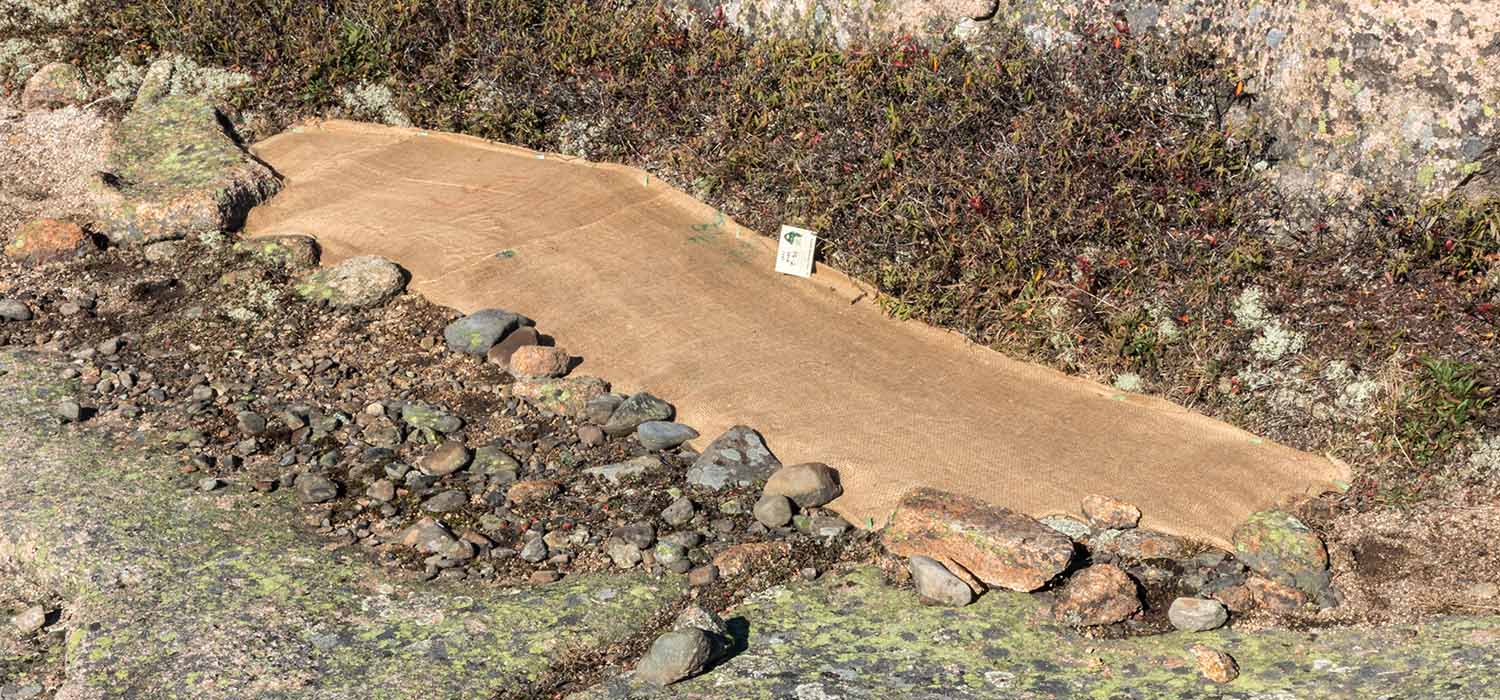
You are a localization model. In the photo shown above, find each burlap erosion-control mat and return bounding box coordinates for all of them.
[244,120,1346,547]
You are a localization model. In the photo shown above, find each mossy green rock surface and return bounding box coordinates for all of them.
[0,350,680,699]
[90,94,280,244]
[575,566,1500,699]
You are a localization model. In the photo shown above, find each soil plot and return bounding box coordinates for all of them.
[245,120,1346,547]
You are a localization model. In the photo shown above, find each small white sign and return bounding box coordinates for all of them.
[775,225,817,278]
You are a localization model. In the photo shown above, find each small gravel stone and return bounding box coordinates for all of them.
[1052,564,1141,626]
[295,255,406,309]
[583,394,624,425]
[295,474,339,504]
[1190,644,1240,683]
[10,605,47,634]
[613,522,656,550]
[422,489,468,513]
[687,565,719,587]
[530,570,562,584]
[686,425,781,490]
[0,299,34,322]
[53,399,82,423]
[584,455,659,484]
[1040,515,1092,541]
[636,421,699,450]
[417,440,471,476]
[606,538,643,569]
[198,477,223,492]
[508,479,560,504]
[520,536,549,563]
[752,493,793,528]
[660,496,695,526]
[486,326,541,368]
[400,402,464,434]
[576,425,605,446]
[807,515,850,538]
[398,517,458,554]
[1168,596,1229,631]
[908,556,974,606]
[654,542,690,573]
[672,605,728,637]
[366,479,396,502]
[237,411,268,435]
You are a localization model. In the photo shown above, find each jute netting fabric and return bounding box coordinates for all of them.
[245,120,1347,547]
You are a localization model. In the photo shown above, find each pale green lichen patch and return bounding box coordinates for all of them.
[575,566,1500,699]
[0,350,681,699]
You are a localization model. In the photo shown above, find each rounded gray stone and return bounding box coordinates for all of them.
[908,556,974,607]
[295,474,339,504]
[660,496,695,526]
[635,629,713,687]
[418,440,472,476]
[444,308,529,355]
[296,255,406,309]
[11,605,47,634]
[1168,597,1229,632]
[753,493,793,528]
[636,421,700,451]
[422,489,468,513]
[603,392,674,437]
[0,299,34,322]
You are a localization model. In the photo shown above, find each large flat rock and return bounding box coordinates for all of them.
[0,350,681,700]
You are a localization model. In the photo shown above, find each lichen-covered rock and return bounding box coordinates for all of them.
[20,61,87,110]
[132,53,253,108]
[90,94,280,244]
[295,255,406,308]
[234,234,319,267]
[603,392,674,437]
[512,375,610,417]
[1052,564,1141,626]
[1089,527,1194,561]
[1233,510,1336,607]
[686,425,781,490]
[883,487,1073,592]
[5,218,91,263]
[444,308,530,355]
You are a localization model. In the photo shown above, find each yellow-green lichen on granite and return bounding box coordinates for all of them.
[0,350,682,700]
[91,94,280,244]
[575,564,1500,699]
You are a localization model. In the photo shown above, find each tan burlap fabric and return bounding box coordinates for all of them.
[245,120,1346,547]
